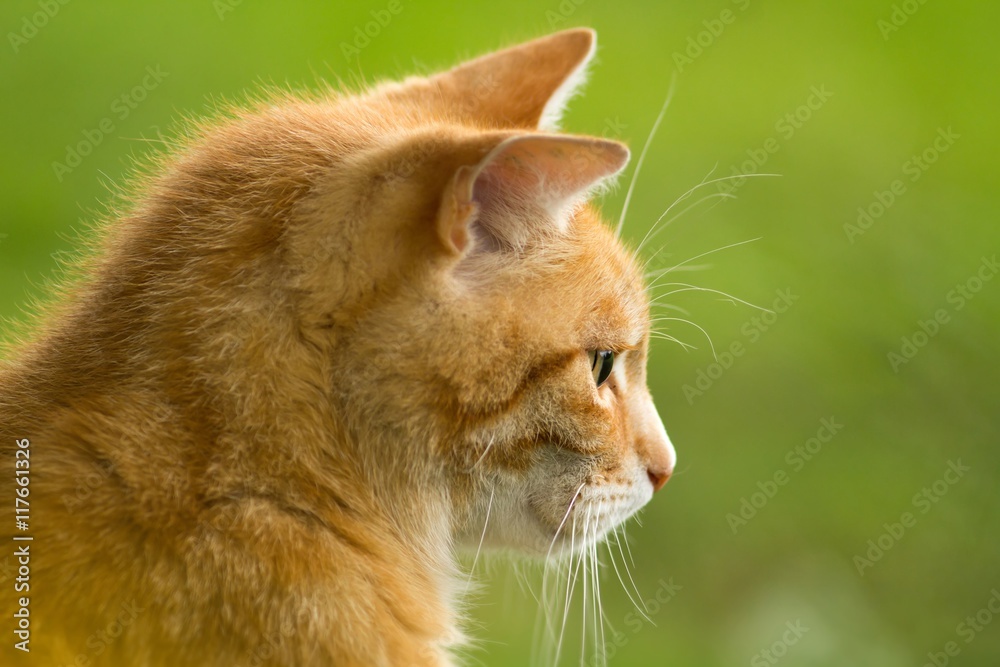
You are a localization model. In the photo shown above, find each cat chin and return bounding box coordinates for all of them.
[520,484,650,558]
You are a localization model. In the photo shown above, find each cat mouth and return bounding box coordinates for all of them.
[535,487,641,555]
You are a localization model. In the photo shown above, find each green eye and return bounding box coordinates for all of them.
[590,350,614,387]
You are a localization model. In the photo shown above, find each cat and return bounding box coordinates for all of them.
[0,27,675,666]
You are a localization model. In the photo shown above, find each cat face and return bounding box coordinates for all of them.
[446,198,678,557]
[289,29,675,558]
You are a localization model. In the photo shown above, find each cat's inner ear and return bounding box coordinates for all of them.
[398,28,597,130]
[437,135,629,255]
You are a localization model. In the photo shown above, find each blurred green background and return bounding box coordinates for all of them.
[2,1,998,665]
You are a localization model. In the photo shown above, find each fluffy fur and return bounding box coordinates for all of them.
[0,28,675,666]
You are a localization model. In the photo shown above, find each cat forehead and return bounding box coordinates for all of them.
[579,232,649,345]
[503,209,649,345]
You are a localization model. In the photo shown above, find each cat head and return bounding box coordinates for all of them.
[164,29,675,557]
[293,29,677,556]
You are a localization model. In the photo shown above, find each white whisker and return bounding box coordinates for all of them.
[608,525,654,624]
[579,504,591,667]
[554,510,581,667]
[650,283,772,313]
[650,316,717,361]
[645,263,711,278]
[592,502,607,667]
[538,482,586,663]
[637,191,736,255]
[464,485,494,594]
[621,526,639,568]
[648,334,697,352]
[616,75,677,238]
[546,483,586,563]
[651,302,692,316]
[613,527,648,616]
[634,164,718,255]
[470,433,496,470]
[635,171,777,254]
[646,237,762,282]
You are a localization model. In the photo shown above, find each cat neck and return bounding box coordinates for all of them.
[0,292,469,663]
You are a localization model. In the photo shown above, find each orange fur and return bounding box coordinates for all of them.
[0,28,674,666]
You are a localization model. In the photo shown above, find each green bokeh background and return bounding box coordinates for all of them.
[2,1,998,665]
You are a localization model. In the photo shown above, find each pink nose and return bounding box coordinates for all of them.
[647,467,671,492]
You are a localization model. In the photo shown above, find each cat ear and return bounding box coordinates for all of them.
[394,28,598,130]
[437,134,629,255]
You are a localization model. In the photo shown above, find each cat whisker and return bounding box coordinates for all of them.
[579,504,592,667]
[513,558,537,598]
[533,552,560,666]
[644,263,712,279]
[621,525,639,567]
[635,171,778,256]
[592,502,608,667]
[649,283,773,314]
[616,74,677,238]
[612,526,649,617]
[607,525,654,624]
[464,485,495,594]
[546,483,586,564]
[538,482,586,662]
[554,510,582,667]
[648,332,698,352]
[637,191,737,256]
[645,237,762,282]
[634,163,719,256]
[547,518,568,663]
[640,243,713,278]
[468,434,497,471]
[649,316,718,361]
[533,561,553,664]
[651,302,692,316]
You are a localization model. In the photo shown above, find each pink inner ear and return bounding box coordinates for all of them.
[469,135,630,239]
[437,134,628,256]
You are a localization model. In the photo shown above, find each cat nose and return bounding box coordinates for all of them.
[642,421,675,493]
[647,466,671,493]
[635,393,676,493]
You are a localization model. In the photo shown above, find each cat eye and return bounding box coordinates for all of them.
[590,350,614,387]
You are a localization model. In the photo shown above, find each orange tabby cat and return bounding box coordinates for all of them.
[0,28,674,666]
